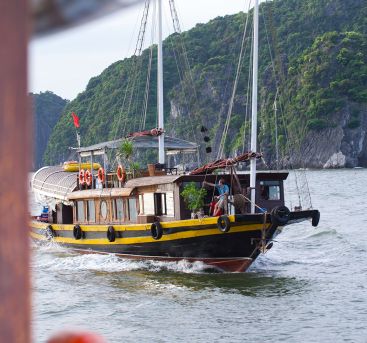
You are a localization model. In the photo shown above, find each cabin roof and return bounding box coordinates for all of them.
[124,175,181,188]
[32,166,78,201]
[32,166,289,203]
[67,187,134,200]
[76,135,198,157]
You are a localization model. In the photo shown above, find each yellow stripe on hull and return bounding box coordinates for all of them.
[32,216,225,232]
[30,218,269,245]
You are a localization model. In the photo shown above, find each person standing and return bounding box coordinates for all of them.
[203,178,229,216]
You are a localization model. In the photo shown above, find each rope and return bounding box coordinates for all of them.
[140,0,156,131]
[217,0,252,159]
[112,0,151,139]
[260,211,268,253]
[167,0,200,151]
[260,0,313,209]
[242,23,254,153]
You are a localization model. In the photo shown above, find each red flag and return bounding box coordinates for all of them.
[71,112,80,128]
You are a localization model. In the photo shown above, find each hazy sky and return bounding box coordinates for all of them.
[29,0,252,100]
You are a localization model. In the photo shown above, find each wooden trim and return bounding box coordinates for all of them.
[0,1,30,341]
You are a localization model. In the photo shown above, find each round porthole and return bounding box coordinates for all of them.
[100,200,108,220]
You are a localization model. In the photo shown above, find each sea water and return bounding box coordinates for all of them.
[31,169,367,342]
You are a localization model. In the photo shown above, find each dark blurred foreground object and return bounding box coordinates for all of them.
[32,0,145,36]
[47,331,107,343]
[1,1,145,342]
[0,1,31,342]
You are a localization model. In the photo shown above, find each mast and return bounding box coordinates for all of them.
[274,95,279,170]
[250,0,259,213]
[157,0,165,164]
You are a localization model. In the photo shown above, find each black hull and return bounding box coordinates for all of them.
[30,210,320,272]
[63,230,263,257]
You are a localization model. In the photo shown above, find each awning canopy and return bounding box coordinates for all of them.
[32,166,78,201]
[76,135,198,157]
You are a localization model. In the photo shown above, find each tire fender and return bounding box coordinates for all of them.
[107,226,116,242]
[217,215,231,233]
[271,206,290,226]
[73,225,83,240]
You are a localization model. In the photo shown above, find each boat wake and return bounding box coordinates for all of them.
[33,245,212,274]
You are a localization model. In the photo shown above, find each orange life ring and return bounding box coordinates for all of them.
[116,165,126,183]
[79,169,85,185]
[97,167,105,183]
[85,169,93,186]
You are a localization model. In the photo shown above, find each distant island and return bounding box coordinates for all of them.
[33,0,367,169]
[31,91,68,170]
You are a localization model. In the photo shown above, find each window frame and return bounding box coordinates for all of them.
[100,199,109,221]
[76,200,85,222]
[87,199,96,222]
[154,192,167,216]
[113,197,125,222]
[127,197,138,222]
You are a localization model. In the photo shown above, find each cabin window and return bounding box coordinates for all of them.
[100,200,108,220]
[139,195,144,215]
[128,198,137,221]
[142,193,155,214]
[166,191,174,217]
[154,193,166,216]
[113,198,124,220]
[87,200,95,222]
[260,181,281,200]
[76,201,85,222]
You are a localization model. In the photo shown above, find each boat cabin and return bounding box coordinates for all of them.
[32,133,288,225]
[32,165,287,225]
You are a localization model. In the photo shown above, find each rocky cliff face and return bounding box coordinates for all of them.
[292,105,367,168]
[42,0,367,168]
[32,92,68,169]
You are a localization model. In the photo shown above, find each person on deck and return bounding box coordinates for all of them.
[203,178,230,216]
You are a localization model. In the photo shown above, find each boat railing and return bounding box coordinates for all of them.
[77,166,182,190]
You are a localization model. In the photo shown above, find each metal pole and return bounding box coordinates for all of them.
[0,0,30,341]
[157,0,165,164]
[250,0,259,213]
[274,97,279,170]
[103,150,107,188]
[90,152,94,189]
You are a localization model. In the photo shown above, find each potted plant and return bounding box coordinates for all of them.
[117,139,140,178]
[181,182,207,219]
[118,139,133,162]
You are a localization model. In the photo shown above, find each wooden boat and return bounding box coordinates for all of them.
[31,149,319,272]
[30,0,320,272]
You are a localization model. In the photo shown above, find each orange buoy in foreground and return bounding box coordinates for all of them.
[47,331,106,343]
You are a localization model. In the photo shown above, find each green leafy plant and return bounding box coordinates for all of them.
[130,161,140,171]
[181,182,207,212]
[130,161,141,177]
[119,139,134,161]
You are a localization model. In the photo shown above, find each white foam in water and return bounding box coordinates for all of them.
[143,259,208,273]
[34,247,210,274]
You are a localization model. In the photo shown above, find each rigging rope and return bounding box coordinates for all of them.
[166,0,200,155]
[112,0,151,140]
[262,0,313,208]
[140,0,156,131]
[242,22,254,154]
[217,0,252,159]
